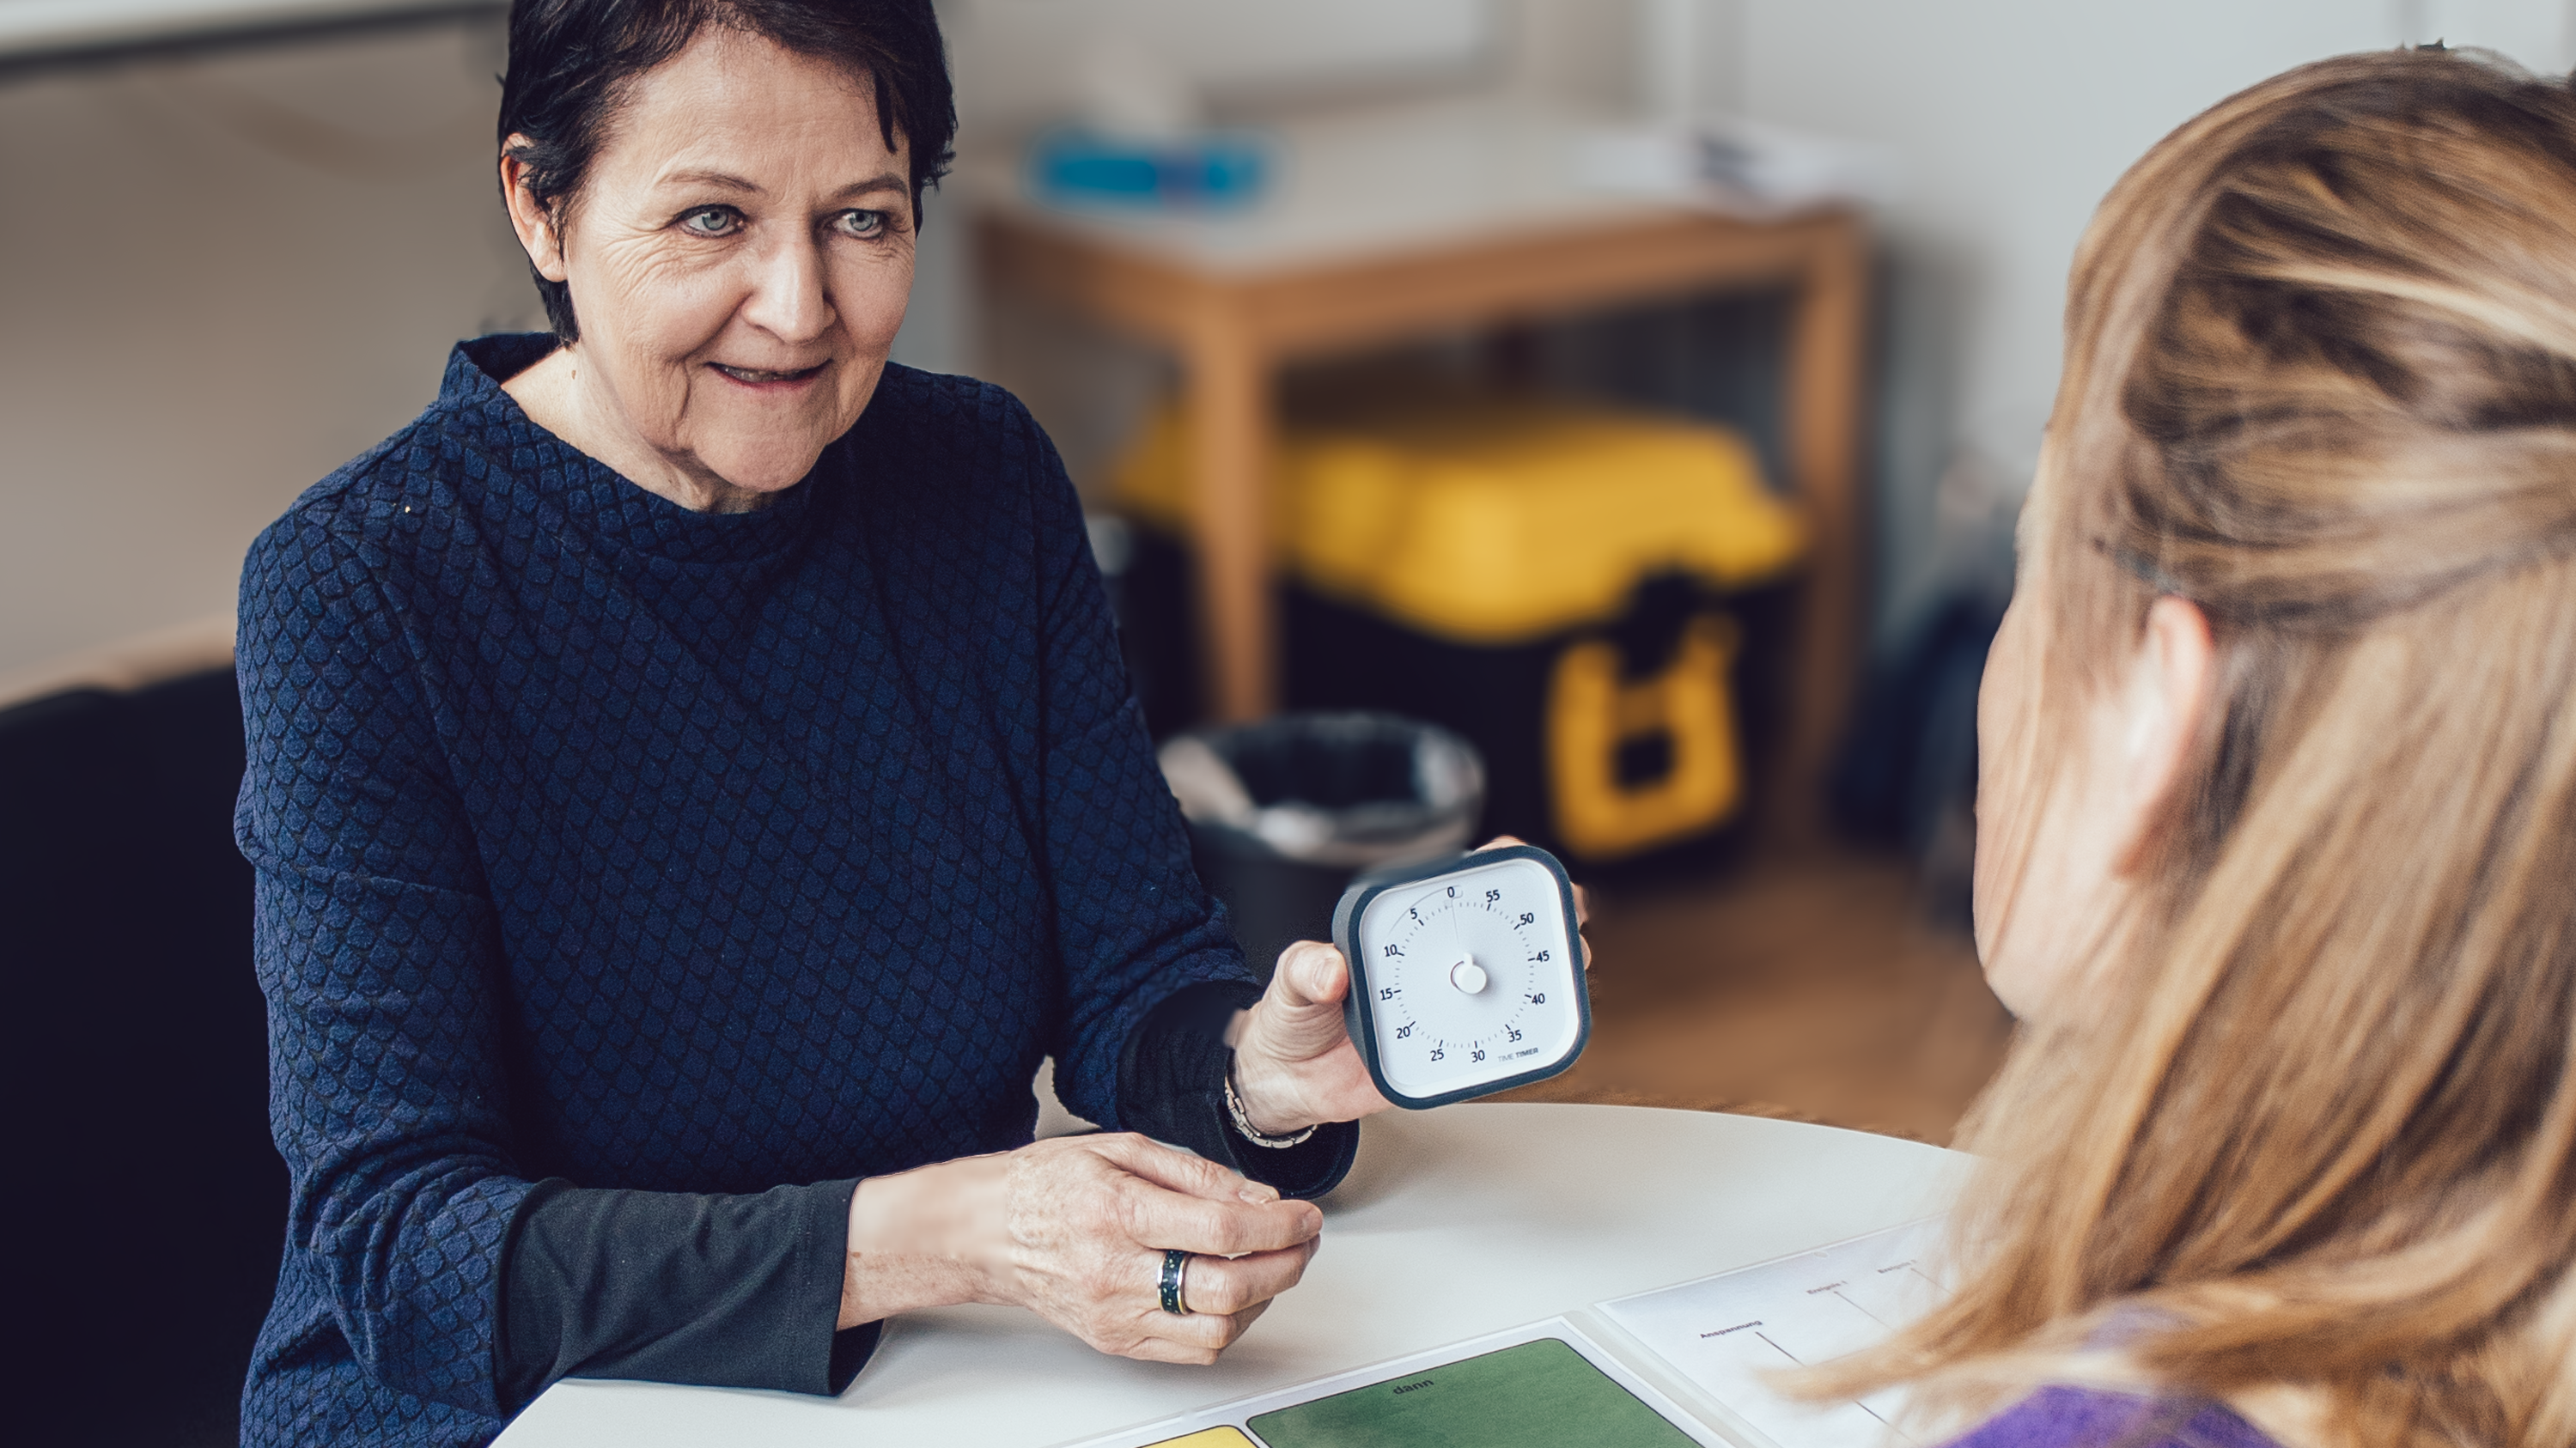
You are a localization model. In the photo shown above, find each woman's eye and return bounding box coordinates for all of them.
[679,206,740,236]
[835,209,889,239]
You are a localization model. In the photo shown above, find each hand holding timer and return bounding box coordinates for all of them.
[1331,844,1590,1109]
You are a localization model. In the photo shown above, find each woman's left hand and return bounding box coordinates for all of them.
[1226,837,1591,1136]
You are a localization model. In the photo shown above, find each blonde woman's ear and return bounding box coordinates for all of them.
[2112,595,2214,873]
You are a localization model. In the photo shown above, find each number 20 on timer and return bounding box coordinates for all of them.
[1331,843,1591,1108]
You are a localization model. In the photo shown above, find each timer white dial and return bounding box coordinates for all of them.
[1333,844,1590,1108]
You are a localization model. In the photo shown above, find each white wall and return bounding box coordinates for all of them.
[0,13,535,682]
[943,0,1492,130]
[1727,0,2573,633]
[943,0,2574,640]
[0,2,1494,682]
[0,1,481,59]
[3,1,2569,679]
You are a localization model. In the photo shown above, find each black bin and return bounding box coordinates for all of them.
[1160,713,1483,979]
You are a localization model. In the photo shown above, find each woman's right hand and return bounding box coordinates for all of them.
[841,1133,1324,1364]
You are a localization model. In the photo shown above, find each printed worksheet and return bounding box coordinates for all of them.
[1596,1217,1952,1448]
[1062,1319,1728,1448]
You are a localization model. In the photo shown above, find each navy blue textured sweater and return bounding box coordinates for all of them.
[234,338,1318,1444]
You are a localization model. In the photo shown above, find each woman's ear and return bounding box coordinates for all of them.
[499,141,569,283]
[2111,595,2214,873]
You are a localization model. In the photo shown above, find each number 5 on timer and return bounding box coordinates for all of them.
[1331,844,1591,1108]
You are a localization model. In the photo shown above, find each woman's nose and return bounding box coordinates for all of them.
[739,230,832,344]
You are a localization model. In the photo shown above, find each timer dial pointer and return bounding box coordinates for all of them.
[1444,898,1487,993]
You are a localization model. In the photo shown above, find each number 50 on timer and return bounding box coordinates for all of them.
[1331,844,1591,1109]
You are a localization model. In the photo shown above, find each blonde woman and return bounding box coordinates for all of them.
[1813,47,2576,1448]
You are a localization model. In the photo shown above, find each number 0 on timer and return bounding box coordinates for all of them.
[1331,844,1591,1109]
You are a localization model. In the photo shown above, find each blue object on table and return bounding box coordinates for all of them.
[1027,125,1272,210]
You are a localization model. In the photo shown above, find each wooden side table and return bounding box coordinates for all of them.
[972,96,1869,825]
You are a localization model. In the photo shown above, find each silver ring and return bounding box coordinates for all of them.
[1159,1248,1192,1315]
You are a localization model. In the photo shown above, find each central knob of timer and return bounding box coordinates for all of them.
[1448,959,1489,995]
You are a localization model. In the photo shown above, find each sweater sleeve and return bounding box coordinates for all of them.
[1012,403,1267,1130]
[237,503,535,1419]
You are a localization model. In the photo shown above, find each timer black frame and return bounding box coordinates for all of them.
[1331,843,1592,1110]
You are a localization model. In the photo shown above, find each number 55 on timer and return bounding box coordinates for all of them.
[1331,844,1591,1109]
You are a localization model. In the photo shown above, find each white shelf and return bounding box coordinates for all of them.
[963,93,1697,278]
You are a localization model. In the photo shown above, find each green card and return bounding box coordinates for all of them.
[1247,1337,1698,1448]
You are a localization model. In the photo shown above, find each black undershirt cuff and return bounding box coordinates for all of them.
[497,1175,869,1413]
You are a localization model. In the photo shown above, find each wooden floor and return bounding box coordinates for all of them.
[1497,846,2016,1146]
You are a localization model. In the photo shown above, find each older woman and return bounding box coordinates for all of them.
[234,3,1410,1442]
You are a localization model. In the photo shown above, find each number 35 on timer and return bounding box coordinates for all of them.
[1331,844,1591,1108]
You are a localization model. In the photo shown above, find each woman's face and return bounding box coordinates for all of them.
[512,28,914,501]
[1971,553,2074,1018]
[1973,459,2215,1020]
[1974,463,2134,1021]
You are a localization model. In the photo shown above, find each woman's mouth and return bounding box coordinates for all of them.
[711,362,825,386]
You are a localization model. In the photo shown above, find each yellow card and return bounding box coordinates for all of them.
[1139,1430,1256,1448]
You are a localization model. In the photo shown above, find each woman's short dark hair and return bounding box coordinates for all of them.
[498,0,955,341]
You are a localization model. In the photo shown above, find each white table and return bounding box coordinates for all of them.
[497,1103,1969,1447]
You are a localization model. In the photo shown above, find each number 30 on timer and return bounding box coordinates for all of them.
[1331,844,1591,1109]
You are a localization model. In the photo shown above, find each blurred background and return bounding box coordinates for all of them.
[3,3,2571,1439]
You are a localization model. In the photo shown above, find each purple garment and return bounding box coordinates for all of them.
[1944,1386,2282,1448]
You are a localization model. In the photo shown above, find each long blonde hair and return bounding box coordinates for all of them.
[1813,49,2576,1448]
